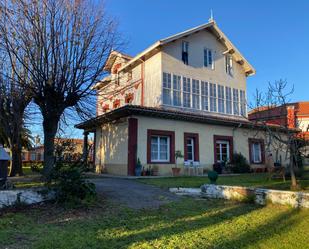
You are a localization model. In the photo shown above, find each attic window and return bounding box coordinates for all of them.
[225,55,233,76]
[182,41,189,65]
[204,48,214,69]
[127,71,132,82]
[112,63,122,74]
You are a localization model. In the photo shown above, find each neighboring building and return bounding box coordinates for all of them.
[76,19,290,176]
[22,138,94,163]
[248,102,309,140]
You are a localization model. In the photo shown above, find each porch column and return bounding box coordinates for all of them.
[82,131,89,163]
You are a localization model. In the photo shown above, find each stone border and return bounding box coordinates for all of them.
[169,185,309,208]
[0,188,52,209]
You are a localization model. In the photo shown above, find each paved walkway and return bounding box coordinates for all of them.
[92,178,180,209]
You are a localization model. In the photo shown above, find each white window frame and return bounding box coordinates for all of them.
[201,81,209,111]
[204,48,214,69]
[186,137,195,162]
[192,79,200,109]
[240,90,247,117]
[173,74,182,106]
[233,88,239,115]
[150,136,170,163]
[218,84,225,113]
[251,142,262,163]
[162,72,172,105]
[226,54,233,76]
[216,140,230,162]
[209,83,217,112]
[225,87,232,115]
[183,76,191,108]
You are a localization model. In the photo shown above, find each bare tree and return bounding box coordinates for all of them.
[0,60,32,176]
[0,0,121,176]
[249,80,305,189]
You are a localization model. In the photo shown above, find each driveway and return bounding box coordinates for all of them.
[92,178,180,209]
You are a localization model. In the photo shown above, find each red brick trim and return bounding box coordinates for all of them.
[128,118,138,175]
[147,129,175,164]
[113,99,120,109]
[125,93,134,104]
[213,135,233,163]
[184,133,199,161]
[248,138,265,164]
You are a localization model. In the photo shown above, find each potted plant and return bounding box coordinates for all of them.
[152,165,159,176]
[172,150,183,176]
[135,158,142,176]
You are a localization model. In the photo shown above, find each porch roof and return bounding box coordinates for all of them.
[75,105,300,134]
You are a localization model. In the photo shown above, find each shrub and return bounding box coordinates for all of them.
[208,171,218,184]
[47,161,96,206]
[30,162,43,173]
[230,153,251,173]
[213,162,223,174]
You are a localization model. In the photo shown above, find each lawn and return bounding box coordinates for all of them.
[137,173,309,192]
[0,197,308,249]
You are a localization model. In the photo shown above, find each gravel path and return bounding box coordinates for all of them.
[91,178,180,209]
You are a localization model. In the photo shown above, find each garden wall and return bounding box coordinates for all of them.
[169,185,309,208]
[0,188,51,209]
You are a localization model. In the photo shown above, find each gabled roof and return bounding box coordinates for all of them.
[104,50,133,72]
[119,20,256,76]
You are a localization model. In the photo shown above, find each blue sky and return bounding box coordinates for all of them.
[30,0,309,139]
[106,0,309,102]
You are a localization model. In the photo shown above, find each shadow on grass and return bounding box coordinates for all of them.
[96,200,263,247]
[216,208,300,249]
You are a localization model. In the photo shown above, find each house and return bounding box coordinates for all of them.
[22,138,94,163]
[248,102,309,139]
[76,19,290,176]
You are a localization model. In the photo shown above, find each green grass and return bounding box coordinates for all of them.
[0,198,308,249]
[137,173,309,192]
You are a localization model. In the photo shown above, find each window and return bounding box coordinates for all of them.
[201,81,209,111]
[249,139,265,164]
[30,152,36,161]
[204,48,214,69]
[186,138,194,161]
[218,85,225,113]
[216,140,230,162]
[163,72,172,105]
[209,83,217,112]
[125,93,134,104]
[147,130,175,164]
[225,87,232,114]
[192,79,200,109]
[225,55,233,76]
[184,133,199,162]
[233,88,239,115]
[151,136,170,162]
[182,41,189,65]
[183,77,191,108]
[173,75,181,106]
[214,135,233,163]
[240,90,246,116]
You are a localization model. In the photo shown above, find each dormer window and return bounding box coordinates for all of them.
[182,41,189,65]
[204,48,214,69]
[225,55,233,76]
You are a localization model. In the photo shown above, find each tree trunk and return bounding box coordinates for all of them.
[9,142,23,176]
[289,144,298,190]
[42,118,59,177]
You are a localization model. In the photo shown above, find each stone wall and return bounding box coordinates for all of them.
[169,185,309,208]
[0,188,52,209]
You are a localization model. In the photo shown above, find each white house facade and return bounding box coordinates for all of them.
[77,20,290,176]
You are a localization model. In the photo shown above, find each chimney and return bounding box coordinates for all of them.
[286,105,295,129]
